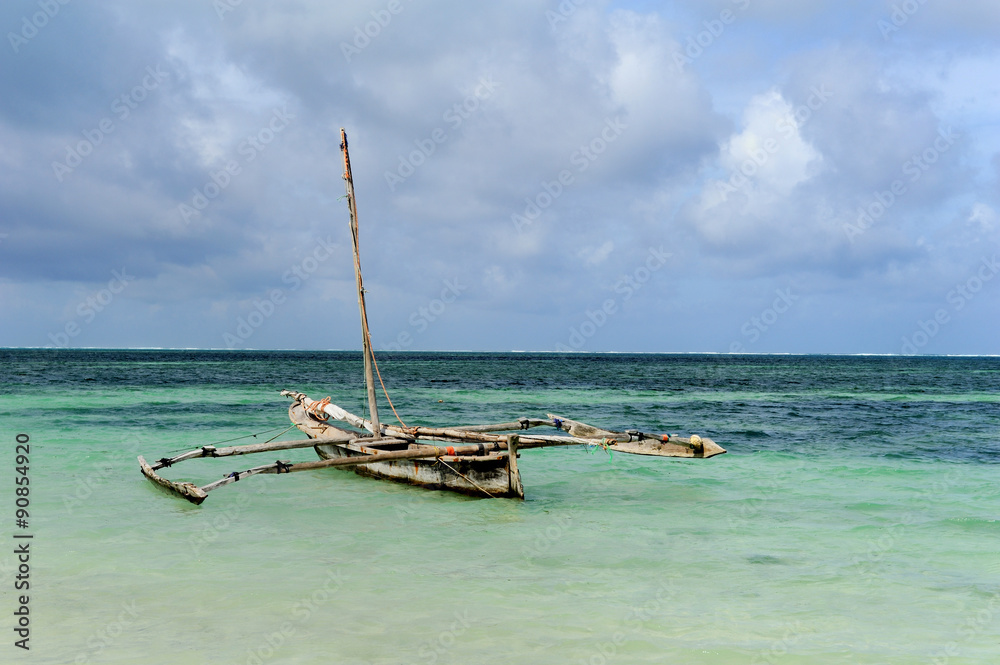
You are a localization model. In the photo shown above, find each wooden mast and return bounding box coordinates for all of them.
[340,128,380,433]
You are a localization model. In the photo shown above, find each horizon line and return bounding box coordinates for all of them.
[2,347,998,358]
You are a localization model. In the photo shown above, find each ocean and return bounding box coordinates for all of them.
[1,350,998,664]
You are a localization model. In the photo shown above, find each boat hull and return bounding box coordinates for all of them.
[313,441,521,498]
[288,400,523,498]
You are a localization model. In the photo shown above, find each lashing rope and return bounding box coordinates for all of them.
[436,458,495,498]
[163,424,293,454]
[368,343,408,429]
[348,187,408,431]
[306,396,332,421]
[263,424,297,443]
[586,438,614,460]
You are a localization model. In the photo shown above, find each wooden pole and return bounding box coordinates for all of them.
[340,128,380,432]
[507,435,524,499]
[199,441,507,493]
[453,418,556,433]
[292,394,725,456]
[147,435,356,471]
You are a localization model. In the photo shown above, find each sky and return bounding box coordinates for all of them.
[1,0,998,354]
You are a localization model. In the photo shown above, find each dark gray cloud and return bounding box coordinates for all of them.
[1,0,997,353]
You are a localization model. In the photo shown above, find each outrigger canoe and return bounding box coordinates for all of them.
[138,130,725,505]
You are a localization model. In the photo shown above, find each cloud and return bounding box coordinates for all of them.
[0,0,997,352]
[691,88,824,248]
[666,41,987,287]
[577,240,615,267]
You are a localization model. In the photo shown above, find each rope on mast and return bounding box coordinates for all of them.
[340,128,407,430]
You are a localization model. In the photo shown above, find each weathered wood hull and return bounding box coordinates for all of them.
[138,455,208,505]
[288,401,523,499]
[313,441,520,498]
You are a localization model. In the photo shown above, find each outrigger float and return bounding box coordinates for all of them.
[138,130,725,505]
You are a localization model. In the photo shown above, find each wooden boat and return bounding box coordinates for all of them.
[138,130,725,505]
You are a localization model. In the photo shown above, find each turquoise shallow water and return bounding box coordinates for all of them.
[1,350,998,664]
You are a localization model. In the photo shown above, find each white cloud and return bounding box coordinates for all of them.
[688,89,824,250]
[968,203,997,233]
[719,89,822,197]
[604,10,724,179]
[577,240,615,267]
